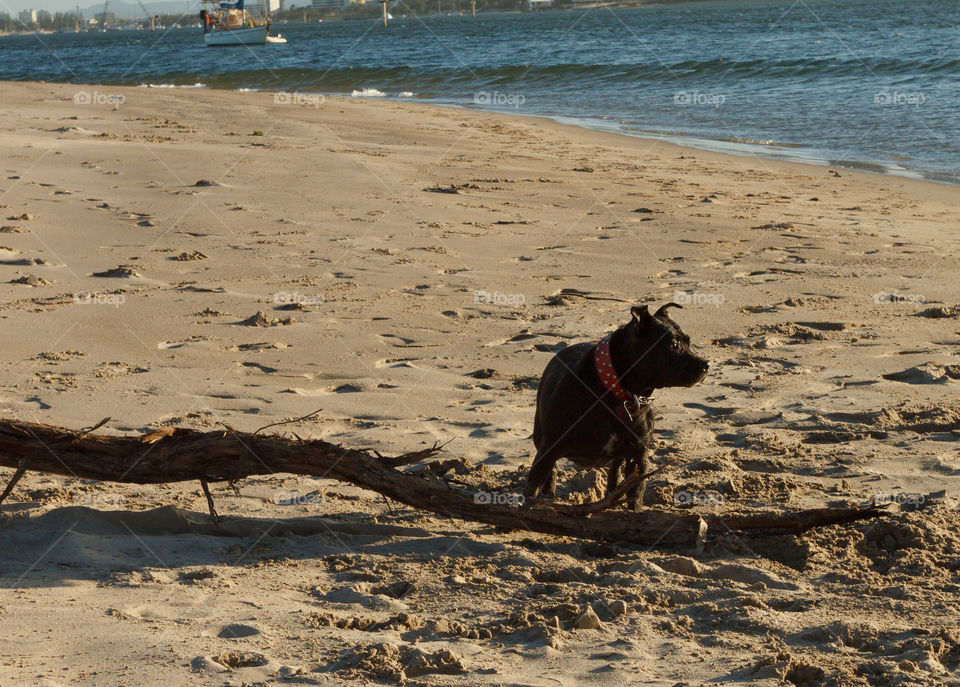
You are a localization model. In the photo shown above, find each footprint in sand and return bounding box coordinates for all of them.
[222,342,288,352]
[240,361,278,374]
[201,623,261,639]
[275,302,312,313]
[158,336,210,350]
[9,274,53,286]
[321,585,410,613]
[724,410,783,427]
[237,312,295,327]
[883,363,960,384]
[171,251,208,261]
[484,332,537,347]
[374,357,417,368]
[124,603,211,620]
[918,305,960,319]
[281,383,362,395]
[683,402,737,418]
[378,333,426,347]
[534,342,567,353]
[94,362,149,378]
[4,256,51,266]
[92,265,142,278]
[206,651,270,670]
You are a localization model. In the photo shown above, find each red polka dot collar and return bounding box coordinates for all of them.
[593,333,653,422]
[593,333,633,403]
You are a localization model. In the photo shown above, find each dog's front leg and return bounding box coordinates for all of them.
[625,446,649,511]
[605,457,624,502]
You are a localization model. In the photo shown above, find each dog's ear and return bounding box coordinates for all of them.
[655,302,683,318]
[630,305,653,329]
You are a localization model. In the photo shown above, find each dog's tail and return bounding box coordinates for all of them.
[531,406,541,448]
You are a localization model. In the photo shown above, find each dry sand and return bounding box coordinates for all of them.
[0,80,958,686]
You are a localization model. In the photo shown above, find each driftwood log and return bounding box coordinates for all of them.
[0,418,886,547]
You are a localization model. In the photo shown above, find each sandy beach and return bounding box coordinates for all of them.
[0,79,958,686]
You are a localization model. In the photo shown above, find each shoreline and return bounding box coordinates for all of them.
[19,77,958,191]
[425,101,959,187]
[132,86,960,188]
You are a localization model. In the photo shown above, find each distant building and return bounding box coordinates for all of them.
[246,0,283,13]
[528,0,553,7]
[18,8,37,26]
[94,11,119,24]
[312,0,349,8]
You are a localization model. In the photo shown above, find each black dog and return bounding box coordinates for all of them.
[524,303,709,509]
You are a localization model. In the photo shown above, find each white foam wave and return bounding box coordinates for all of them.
[138,82,206,89]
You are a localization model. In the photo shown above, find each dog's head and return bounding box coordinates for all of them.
[618,303,710,390]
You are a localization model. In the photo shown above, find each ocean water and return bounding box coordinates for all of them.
[1,0,957,183]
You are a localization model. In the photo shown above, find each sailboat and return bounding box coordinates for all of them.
[199,0,279,46]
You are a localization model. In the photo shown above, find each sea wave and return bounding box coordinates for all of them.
[126,54,958,96]
[351,88,387,97]
[138,82,206,89]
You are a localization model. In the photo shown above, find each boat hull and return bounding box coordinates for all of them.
[204,25,268,46]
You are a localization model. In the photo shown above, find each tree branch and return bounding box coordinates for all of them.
[0,418,887,547]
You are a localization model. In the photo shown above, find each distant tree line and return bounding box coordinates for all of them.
[274,0,536,22]
[0,11,83,32]
[0,0,564,33]
[0,10,208,31]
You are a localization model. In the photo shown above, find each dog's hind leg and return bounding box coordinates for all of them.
[605,457,624,501]
[625,447,649,511]
[524,447,560,500]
